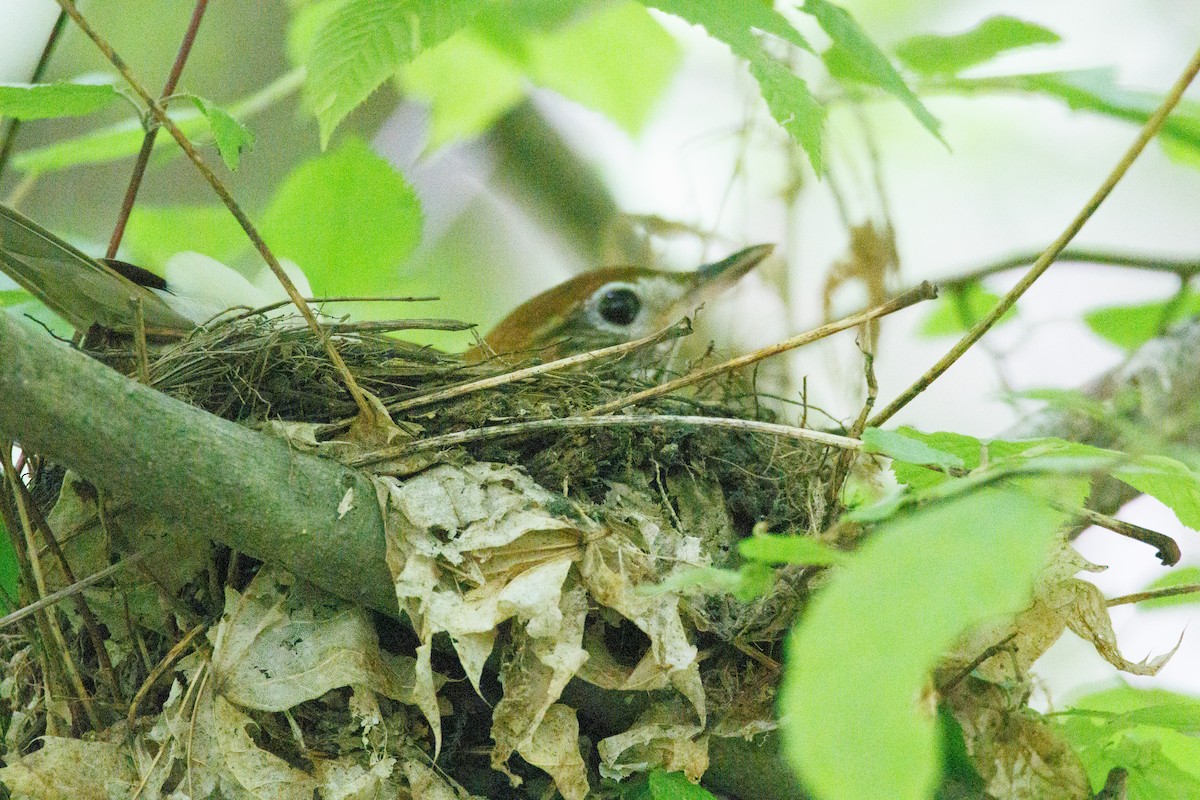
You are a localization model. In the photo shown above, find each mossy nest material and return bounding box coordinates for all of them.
[127,313,834,541]
[2,312,843,800]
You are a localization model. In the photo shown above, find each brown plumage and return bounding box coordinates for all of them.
[471,244,773,362]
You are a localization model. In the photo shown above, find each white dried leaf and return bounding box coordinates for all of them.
[211,566,425,711]
[0,737,135,800]
[516,704,590,800]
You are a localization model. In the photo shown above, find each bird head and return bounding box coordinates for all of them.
[478,244,774,360]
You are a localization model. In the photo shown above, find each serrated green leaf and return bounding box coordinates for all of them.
[887,428,984,490]
[642,0,825,172]
[123,206,249,268]
[895,16,1060,76]
[0,82,123,120]
[529,2,681,134]
[1,289,33,307]
[13,70,304,175]
[920,282,1017,336]
[303,0,486,147]
[781,487,1066,800]
[258,137,422,296]
[1137,566,1200,609]
[738,533,845,566]
[191,98,256,170]
[1084,292,1200,350]
[803,0,940,140]
[1112,455,1200,530]
[862,427,965,471]
[402,31,526,147]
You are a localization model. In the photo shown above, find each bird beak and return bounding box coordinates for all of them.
[688,243,774,302]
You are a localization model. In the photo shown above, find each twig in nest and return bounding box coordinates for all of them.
[223,295,440,323]
[352,414,862,469]
[390,320,690,412]
[869,43,1200,427]
[587,282,937,416]
[127,621,208,729]
[0,551,151,632]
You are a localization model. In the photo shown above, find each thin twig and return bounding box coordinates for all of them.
[587,282,937,417]
[351,414,862,469]
[869,44,1200,427]
[0,551,150,632]
[106,0,209,257]
[324,318,475,334]
[11,476,124,704]
[130,296,151,383]
[2,455,100,729]
[54,0,376,420]
[1074,506,1181,566]
[0,10,68,186]
[388,320,691,415]
[223,294,438,322]
[938,249,1200,289]
[1107,583,1200,607]
[938,632,1018,693]
[127,620,208,729]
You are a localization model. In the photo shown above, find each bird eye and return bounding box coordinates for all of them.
[596,286,642,326]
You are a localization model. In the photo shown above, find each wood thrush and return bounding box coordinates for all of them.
[0,203,770,356]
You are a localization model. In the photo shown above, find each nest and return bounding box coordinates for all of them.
[3,313,842,800]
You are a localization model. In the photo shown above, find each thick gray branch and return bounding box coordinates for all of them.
[0,310,395,614]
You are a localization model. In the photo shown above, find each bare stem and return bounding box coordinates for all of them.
[54,0,375,420]
[587,282,937,417]
[938,249,1200,289]
[0,10,68,187]
[106,0,210,258]
[1107,583,1200,608]
[869,44,1200,427]
[1074,506,1180,566]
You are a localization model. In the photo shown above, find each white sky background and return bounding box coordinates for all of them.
[5,0,1200,707]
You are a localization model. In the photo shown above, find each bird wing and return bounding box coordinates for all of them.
[0,203,196,337]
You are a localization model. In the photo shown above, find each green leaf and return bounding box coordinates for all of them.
[0,82,123,120]
[123,206,249,268]
[652,563,774,602]
[920,282,1017,336]
[0,515,16,604]
[642,0,826,172]
[862,427,965,471]
[803,0,940,140]
[1084,292,1200,350]
[1,289,34,307]
[529,2,681,134]
[781,487,1067,800]
[303,0,486,147]
[885,428,984,490]
[190,98,256,170]
[258,137,422,295]
[1137,566,1200,609]
[895,16,1060,76]
[401,31,526,147]
[1112,455,1200,530]
[1058,687,1200,800]
[12,69,304,175]
[738,533,845,566]
[620,768,718,800]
